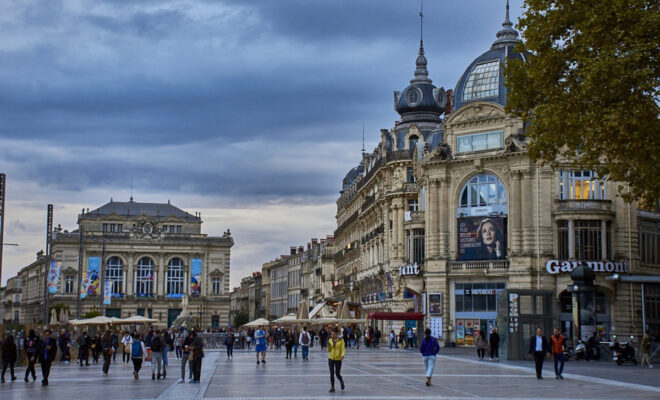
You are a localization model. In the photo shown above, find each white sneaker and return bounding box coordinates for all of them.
[649,365,654,369]
[177,378,185,383]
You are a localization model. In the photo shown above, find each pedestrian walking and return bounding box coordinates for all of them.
[398,327,406,349]
[299,326,312,361]
[293,328,300,358]
[77,331,91,366]
[175,329,184,360]
[528,327,550,379]
[374,328,381,349]
[121,332,133,365]
[420,328,440,386]
[389,330,398,350]
[178,331,193,383]
[354,327,362,349]
[130,333,147,380]
[150,330,164,380]
[285,329,295,359]
[145,330,153,367]
[1,335,17,383]
[163,330,173,371]
[327,327,346,393]
[489,328,500,361]
[111,331,119,362]
[407,328,415,349]
[38,329,58,386]
[23,330,39,381]
[319,327,328,350]
[475,331,487,360]
[551,328,566,379]
[91,333,102,364]
[246,329,253,351]
[101,330,114,375]
[58,329,71,363]
[255,326,268,365]
[640,333,653,368]
[190,330,204,383]
[224,330,234,360]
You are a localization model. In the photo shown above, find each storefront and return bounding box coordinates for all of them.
[454,282,506,345]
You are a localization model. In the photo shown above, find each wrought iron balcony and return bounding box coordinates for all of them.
[449,260,509,271]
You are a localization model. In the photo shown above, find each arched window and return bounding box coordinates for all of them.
[458,174,507,217]
[106,256,123,295]
[408,135,419,151]
[136,257,154,296]
[167,257,185,297]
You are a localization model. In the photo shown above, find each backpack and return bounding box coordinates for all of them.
[302,333,310,345]
[151,336,162,352]
[102,340,111,352]
[131,340,143,357]
[25,338,38,354]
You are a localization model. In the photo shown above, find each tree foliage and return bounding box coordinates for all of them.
[234,311,249,328]
[505,0,660,202]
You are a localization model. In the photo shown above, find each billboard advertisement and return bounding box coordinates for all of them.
[87,256,101,295]
[103,280,112,305]
[457,216,507,261]
[47,261,62,294]
[428,293,442,315]
[191,258,202,296]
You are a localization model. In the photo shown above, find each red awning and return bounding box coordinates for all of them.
[367,311,424,321]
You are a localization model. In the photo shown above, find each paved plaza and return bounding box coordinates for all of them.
[0,347,658,400]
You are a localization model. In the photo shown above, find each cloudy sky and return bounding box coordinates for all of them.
[0,0,524,287]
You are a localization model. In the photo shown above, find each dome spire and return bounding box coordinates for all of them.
[411,0,431,84]
[492,0,519,49]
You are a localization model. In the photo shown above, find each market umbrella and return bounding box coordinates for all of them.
[297,301,310,320]
[243,318,271,327]
[70,316,115,326]
[50,309,58,324]
[119,315,158,324]
[274,314,302,324]
[308,317,338,325]
[60,309,69,324]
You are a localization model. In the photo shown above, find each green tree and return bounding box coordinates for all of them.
[505,0,660,202]
[234,312,249,328]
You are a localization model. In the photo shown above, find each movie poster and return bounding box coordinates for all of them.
[457,216,507,261]
[103,280,112,305]
[428,293,443,315]
[190,258,202,296]
[47,261,62,294]
[80,274,90,299]
[87,256,100,295]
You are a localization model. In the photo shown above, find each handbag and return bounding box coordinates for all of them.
[188,352,194,361]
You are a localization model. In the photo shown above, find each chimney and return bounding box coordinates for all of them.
[298,246,304,254]
[290,246,297,255]
[307,242,311,251]
[311,238,318,245]
[445,89,453,114]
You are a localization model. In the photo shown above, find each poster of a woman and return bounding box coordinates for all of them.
[458,217,507,261]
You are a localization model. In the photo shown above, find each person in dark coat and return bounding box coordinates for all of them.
[23,330,40,381]
[77,331,91,366]
[38,329,58,386]
[1,335,18,382]
[101,330,113,375]
[528,327,551,379]
[489,328,500,361]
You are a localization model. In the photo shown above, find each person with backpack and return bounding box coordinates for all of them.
[224,329,235,360]
[77,331,91,367]
[178,331,193,383]
[299,326,312,362]
[23,330,40,381]
[327,327,346,393]
[38,329,57,386]
[101,330,114,375]
[130,333,147,380]
[1,334,18,383]
[150,330,164,380]
[419,328,440,386]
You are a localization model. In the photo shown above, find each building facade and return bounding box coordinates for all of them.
[12,199,233,329]
[333,5,660,346]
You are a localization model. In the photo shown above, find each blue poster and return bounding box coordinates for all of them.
[191,258,202,296]
[103,280,112,305]
[88,256,100,296]
[47,261,61,294]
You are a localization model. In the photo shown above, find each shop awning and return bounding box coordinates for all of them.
[367,311,424,321]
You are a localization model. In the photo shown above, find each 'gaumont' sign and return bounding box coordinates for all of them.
[545,260,629,275]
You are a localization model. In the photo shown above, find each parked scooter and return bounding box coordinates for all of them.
[610,336,638,366]
[574,340,586,360]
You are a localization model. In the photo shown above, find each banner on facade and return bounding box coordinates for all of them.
[80,274,90,299]
[191,258,202,296]
[103,280,112,305]
[87,256,101,295]
[428,293,442,315]
[47,261,62,294]
[457,216,507,261]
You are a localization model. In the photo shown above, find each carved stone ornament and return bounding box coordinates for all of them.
[504,129,528,152]
[129,218,163,240]
[450,103,504,125]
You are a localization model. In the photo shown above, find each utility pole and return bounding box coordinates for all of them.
[44,204,53,323]
[0,173,6,284]
[76,225,84,319]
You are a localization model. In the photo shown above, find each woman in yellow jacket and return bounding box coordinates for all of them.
[327,327,346,392]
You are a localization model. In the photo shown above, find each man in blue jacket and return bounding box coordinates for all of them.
[419,328,440,386]
[39,329,58,386]
[528,327,551,379]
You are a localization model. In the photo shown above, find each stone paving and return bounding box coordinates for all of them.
[0,347,658,399]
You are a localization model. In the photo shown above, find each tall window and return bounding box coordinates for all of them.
[103,224,108,232]
[640,223,660,265]
[212,277,221,294]
[407,229,425,266]
[64,275,75,293]
[176,225,182,234]
[559,170,606,200]
[407,167,416,183]
[106,256,123,295]
[458,174,507,216]
[167,257,185,296]
[575,220,605,260]
[557,221,570,259]
[136,257,154,296]
[408,199,419,212]
[463,60,499,101]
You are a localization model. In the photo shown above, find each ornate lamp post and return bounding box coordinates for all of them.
[568,265,597,343]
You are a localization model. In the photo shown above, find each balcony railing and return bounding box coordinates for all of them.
[555,199,612,212]
[449,260,509,271]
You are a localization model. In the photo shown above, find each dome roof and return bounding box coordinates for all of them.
[394,41,446,123]
[342,163,364,191]
[453,1,525,111]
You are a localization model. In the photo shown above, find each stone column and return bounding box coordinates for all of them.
[601,220,608,259]
[126,253,134,296]
[439,179,449,258]
[522,170,534,254]
[511,171,522,255]
[398,203,405,262]
[568,219,575,259]
[429,179,439,258]
[158,253,165,296]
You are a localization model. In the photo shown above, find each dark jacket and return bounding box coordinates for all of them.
[38,337,58,363]
[489,332,500,347]
[528,335,550,355]
[1,339,17,362]
[419,336,440,357]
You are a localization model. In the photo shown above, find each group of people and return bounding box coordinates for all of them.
[474,328,500,361]
[0,326,205,386]
[388,327,418,350]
